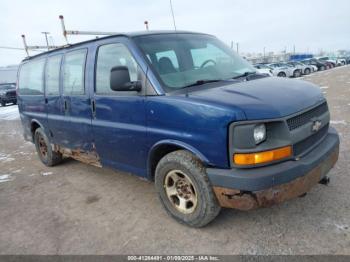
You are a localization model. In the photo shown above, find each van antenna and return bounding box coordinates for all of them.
[169,0,177,31]
[59,15,119,43]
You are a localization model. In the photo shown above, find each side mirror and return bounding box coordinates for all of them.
[110,66,141,92]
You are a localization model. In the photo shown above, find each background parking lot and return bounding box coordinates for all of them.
[0,66,349,255]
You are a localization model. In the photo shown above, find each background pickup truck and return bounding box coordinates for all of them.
[0,83,17,106]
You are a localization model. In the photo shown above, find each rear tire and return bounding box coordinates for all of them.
[34,128,62,167]
[1,101,6,107]
[155,150,221,227]
[277,72,286,77]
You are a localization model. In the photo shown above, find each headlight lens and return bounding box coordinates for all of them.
[253,124,266,144]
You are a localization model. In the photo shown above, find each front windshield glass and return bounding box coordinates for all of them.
[134,33,255,91]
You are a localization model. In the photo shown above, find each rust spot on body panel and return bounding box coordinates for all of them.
[54,145,102,167]
[213,146,339,210]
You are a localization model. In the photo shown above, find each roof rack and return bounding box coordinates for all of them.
[21,35,60,56]
[59,15,119,44]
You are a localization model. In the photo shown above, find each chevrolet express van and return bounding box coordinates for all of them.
[17,31,339,227]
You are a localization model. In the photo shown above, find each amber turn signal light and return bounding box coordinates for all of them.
[234,146,292,166]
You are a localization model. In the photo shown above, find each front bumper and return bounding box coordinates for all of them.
[207,128,339,210]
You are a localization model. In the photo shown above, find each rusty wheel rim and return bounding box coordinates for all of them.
[37,134,48,160]
[164,170,198,214]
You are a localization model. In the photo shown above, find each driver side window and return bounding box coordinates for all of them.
[96,43,138,94]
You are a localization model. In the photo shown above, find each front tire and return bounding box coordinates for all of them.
[155,150,221,227]
[277,72,286,77]
[1,101,6,107]
[304,68,311,75]
[34,128,62,166]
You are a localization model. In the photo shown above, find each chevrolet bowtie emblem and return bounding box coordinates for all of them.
[311,120,322,132]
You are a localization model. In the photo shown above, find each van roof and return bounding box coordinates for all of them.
[22,30,207,62]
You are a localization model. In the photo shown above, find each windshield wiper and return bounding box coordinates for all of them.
[183,79,222,88]
[232,71,257,79]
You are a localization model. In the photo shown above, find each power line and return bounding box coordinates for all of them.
[0,46,43,52]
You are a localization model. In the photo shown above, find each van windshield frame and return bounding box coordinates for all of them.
[133,33,255,93]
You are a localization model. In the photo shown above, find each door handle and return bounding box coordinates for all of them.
[64,99,68,112]
[91,99,96,118]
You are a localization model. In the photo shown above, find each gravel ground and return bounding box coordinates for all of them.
[0,66,349,255]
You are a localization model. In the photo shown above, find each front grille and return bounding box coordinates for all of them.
[287,102,328,130]
[293,124,329,156]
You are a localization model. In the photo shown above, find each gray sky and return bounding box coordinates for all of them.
[0,0,349,66]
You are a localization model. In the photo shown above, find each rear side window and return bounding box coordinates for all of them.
[96,43,138,94]
[18,59,45,95]
[63,50,87,95]
[45,55,62,95]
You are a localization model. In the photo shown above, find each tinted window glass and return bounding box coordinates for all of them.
[134,34,255,91]
[63,50,86,95]
[155,50,179,69]
[190,44,229,68]
[45,55,62,95]
[19,59,45,95]
[96,43,138,94]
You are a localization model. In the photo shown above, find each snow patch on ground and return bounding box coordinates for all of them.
[323,220,349,231]
[320,86,329,89]
[334,223,349,231]
[0,153,15,162]
[0,174,14,183]
[0,105,19,120]
[41,172,53,176]
[331,120,347,125]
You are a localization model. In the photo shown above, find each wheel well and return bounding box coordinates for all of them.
[30,122,40,140]
[149,144,183,180]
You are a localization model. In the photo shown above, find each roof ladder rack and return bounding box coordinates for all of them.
[59,15,119,44]
[21,35,60,57]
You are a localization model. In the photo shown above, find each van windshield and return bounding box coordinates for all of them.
[134,33,255,92]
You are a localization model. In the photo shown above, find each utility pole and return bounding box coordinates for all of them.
[169,0,177,31]
[41,32,50,50]
[230,41,233,49]
[293,44,296,54]
[236,42,239,54]
[263,47,266,58]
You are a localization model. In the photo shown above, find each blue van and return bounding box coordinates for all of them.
[17,31,339,227]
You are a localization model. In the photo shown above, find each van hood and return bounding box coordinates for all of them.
[186,77,325,120]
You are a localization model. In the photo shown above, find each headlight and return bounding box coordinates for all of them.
[253,124,266,144]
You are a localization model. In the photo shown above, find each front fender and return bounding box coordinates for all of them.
[147,139,211,180]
